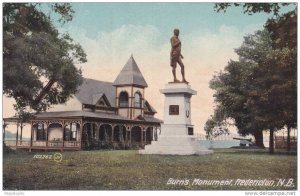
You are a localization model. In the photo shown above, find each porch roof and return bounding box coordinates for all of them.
[34,110,126,120]
[33,111,162,124]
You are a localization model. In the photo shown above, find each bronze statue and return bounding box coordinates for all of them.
[170,29,188,83]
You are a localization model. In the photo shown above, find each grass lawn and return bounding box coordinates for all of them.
[3,148,297,190]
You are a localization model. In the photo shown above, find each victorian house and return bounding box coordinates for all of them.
[4,56,162,151]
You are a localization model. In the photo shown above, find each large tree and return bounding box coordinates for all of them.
[209,30,271,148]
[265,11,297,151]
[210,3,297,153]
[210,28,296,153]
[3,3,87,115]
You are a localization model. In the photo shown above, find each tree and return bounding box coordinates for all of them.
[209,57,266,148]
[214,3,293,17]
[244,39,286,154]
[265,11,297,151]
[209,29,292,152]
[210,30,274,148]
[3,3,87,116]
[212,3,297,153]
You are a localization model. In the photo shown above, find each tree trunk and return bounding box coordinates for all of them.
[269,128,274,154]
[287,126,291,151]
[254,131,265,148]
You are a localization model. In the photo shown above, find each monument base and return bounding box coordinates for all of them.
[139,83,213,155]
[140,124,213,155]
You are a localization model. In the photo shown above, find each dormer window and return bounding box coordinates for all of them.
[134,92,142,108]
[119,91,129,107]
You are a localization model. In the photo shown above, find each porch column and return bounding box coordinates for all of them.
[3,121,7,142]
[75,123,78,142]
[129,130,131,145]
[20,122,23,141]
[154,127,158,141]
[95,123,100,141]
[15,121,19,146]
[79,119,83,150]
[111,124,114,143]
[140,127,143,145]
[154,127,157,141]
[144,128,147,144]
[62,121,65,151]
[125,127,128,144]
[30,122,34,152]
[46,121,49,148]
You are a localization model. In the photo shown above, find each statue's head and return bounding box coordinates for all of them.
[174,29,180,36]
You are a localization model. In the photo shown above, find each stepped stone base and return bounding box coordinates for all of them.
[139,125,213,155]
[139,135,213,155]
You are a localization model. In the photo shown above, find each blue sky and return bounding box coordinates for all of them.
[65,2,280,41]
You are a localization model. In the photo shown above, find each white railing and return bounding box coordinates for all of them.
[48,141,63,147]
[63,141,80,147]
[5,140,80,149]
[5,140,18,147]
[17,140,31,146]
[32,141,47,147]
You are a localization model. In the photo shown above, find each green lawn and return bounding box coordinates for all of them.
[3,149,297,190]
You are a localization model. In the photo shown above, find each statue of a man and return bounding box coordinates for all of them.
[170,29,188,83]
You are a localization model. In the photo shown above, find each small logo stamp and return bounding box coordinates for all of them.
[53,153,63,162]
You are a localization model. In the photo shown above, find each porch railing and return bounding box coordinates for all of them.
[5,140,80,149]
[17,140,31,146]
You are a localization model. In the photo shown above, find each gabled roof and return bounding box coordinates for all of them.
[144,100,157,113]
[96,94,111,107]
[75,78,116,107]
[113,55,148,87]
[91,93,104,105]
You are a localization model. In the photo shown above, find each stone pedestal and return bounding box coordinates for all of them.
[139,83,213,155]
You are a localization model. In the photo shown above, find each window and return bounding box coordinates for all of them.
[188,127,194,135]
[64,123,78,141]
[169,105,179,115]
[36,123,47,140]
[119,91,129,107]
[64,127,71,141]
[134,92,142,108]
[72,124,78,140]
